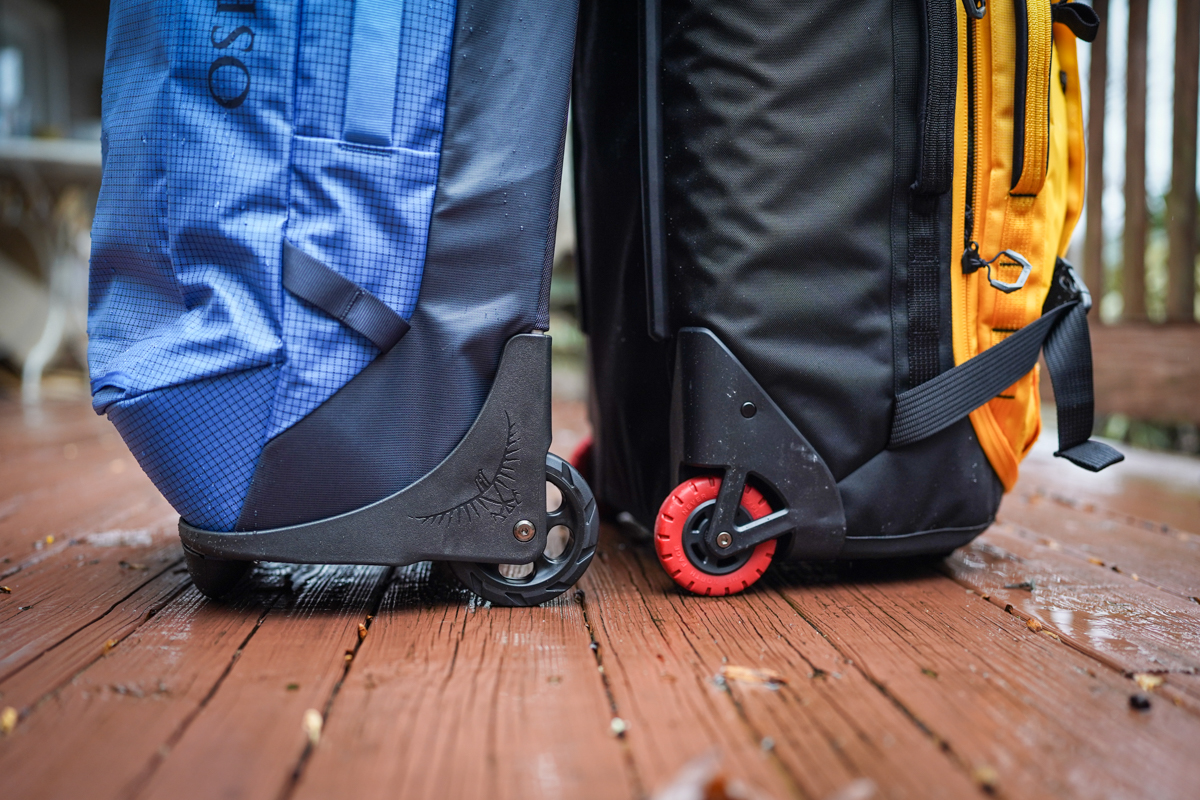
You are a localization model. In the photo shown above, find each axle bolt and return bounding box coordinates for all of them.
[513,519,536,542]
[716,531,733,549]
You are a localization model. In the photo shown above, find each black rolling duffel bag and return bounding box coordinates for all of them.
[571,0,1120,595]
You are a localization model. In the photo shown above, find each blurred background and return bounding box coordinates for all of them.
[0,0,1194,455]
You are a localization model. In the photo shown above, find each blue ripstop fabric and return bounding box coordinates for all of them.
[89,0,455,531]
[344,0,405,146]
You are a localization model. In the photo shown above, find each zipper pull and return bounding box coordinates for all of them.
[962,0,986,20]
[962,243,1033,294]
[961,242,986,274]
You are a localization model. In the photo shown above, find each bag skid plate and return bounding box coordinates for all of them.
[671,328,847,561]
[180,335,552,566]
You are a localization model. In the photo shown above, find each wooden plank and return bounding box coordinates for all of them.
[998,487,1200,600]
[945,523,1200,675]
[0,478,170,569]
[578,535,981,800]
[1039,324,1200,425]
[1083,0,1108,304]
[1123,0,1149,321]
[1016,435,1200,535]
[574,539,798,800]
[292,562,632,800]
[0,558,190,715]
[770,561,1200,800]
[0,534,182,683]
[1167,0,1200,322]
[136,564,389,800]
[0,585,268,799]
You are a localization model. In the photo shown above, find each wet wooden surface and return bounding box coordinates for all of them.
[1,398,1199,800]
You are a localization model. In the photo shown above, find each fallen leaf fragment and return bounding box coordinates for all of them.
[103,638,119,653]
[719,665,787,688]
[286,683,300,691]
[1,706,17,735]
[358,622,367,641]
[0,586,11,594]
[1087,557,1105,566]
[650,751,769,800]
[302,708,322,745]
[119,560,148,571]
[971,765,999,792]
[825,778,878,800]
[1134,673,1164,692]
[46,535,55,545]
[921,668,938,679]
[1026,618,1043,633]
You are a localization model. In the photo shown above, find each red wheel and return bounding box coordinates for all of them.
[569,436,594,483]
[654,476,776,596]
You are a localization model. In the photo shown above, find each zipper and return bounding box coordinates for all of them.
[1011,0,1030,189]
[963,0,983,249]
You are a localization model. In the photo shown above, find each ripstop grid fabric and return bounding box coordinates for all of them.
[271,0,454,438]
[89,0,456,530]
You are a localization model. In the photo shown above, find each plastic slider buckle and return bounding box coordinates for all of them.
[962,0,986,19]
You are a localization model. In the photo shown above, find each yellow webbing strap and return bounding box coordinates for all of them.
[1011,0,1053,196]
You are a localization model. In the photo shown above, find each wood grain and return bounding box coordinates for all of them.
[292,562,631,800]
[946,524,1200,675]
[0,585,269,799]
[138,565,389,800]
[0,537,182,682]
[0,558,190,714]
[581,535,982,800]
[772,561,1200,799]
[999,488,1200,600]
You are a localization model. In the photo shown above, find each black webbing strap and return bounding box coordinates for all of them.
[907,195,943,386]
[1043,301,1124,470]
[907,0,957,387]
[888,294,1123,472]
[282,240,410,352]
[913,0,957,195]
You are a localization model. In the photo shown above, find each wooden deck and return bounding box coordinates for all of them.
[1,396,1198,800]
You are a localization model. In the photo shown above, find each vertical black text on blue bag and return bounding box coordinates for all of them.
[208,2,257,109]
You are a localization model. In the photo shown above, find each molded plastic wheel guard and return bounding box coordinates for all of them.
[654,476,775,596]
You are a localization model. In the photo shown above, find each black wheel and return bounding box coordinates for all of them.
[184,546,252,599]
[448,453,599,607]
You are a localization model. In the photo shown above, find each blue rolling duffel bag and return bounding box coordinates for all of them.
[87,0,598,605]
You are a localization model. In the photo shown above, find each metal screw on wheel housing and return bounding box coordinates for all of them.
[448,454,599,607]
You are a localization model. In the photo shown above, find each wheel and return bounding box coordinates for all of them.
[448,453,599,607]
[654,476,776,596]
[569,436,594,484]
[184,546,252,599]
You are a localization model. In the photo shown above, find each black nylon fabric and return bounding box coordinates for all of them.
[661,0,896,482]
[572,0,675,526]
